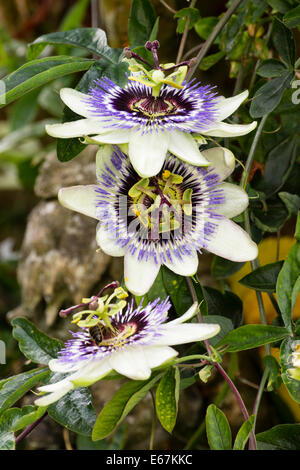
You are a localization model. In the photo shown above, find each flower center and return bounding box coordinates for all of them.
[96,322,138,348]
[128,171,193,241]
[130,96,176,118]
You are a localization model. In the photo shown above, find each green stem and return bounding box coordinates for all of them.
[240,114,269,188]
[252,367,269,431]
[185,276,256,449]
[149,390,156,450]
[176,0,197,64]
[187,0,243,80]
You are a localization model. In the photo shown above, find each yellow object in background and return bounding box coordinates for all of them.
[229,236,300,421]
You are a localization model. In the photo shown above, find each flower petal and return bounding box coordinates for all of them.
[60,88,95,118]
[128,129,169,177]
[205,218,258,261]
[46,119,107,138]
[158,323,220,346]
[58,185,98,219]
[164,249,198,276]
[216,90,249,121]
[142,345,178,368]
[48,358,86,373]
[167,302,198,325]
[34,381,74,407]
[201,121,257,137]
[96,222,126,256]
[217,183,249,218]
[70,359,112,387]
[124,251,161,296]
[92,128,131,144]
[168,130,210,166]
[109,346,151,380]
[201,147,235,181]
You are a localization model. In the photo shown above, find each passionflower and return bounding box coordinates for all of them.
[35,299,220,406]
[45,73,256,178]
[58,145,258,296]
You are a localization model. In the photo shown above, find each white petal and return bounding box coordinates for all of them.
[124,251,161,296]
[109,346,151,380]
[95,144,114,177]
[58,185,97,219]
[167,302,198,325]
[70,359,112,387]
[142,345,178,368]
[96,222,126,256]
[164,249,198,276]
[168,130,210,166]
[201,147,235,181]
[205,218,258,261]
[158,323,220,346]
[217,183,249,218]
[37,378,71,394]
[48,358,85,373]
[91,128,130,144]
[46,119,107,138]
[216,90,249,121]
[60,88,95,118]
[35,381,74,407]
[128,129,169,177]
[202,121,257,137]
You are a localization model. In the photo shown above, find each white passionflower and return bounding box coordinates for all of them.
[45,78,256,178]
[57,145,258,296]
[35,299,220,406]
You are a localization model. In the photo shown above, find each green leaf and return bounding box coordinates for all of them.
[199,51,226,71]
[263,355,282,391]
[0,368,50,415]
[256,58,289,78]
[272,17,296,66]
[276,231,300,330]
[250,72,293,118]
[0,405,45,434]
[92,373,162,441]
[128,0,157,49]
[264,137,298,196]
[174,8,200,34]
[194,17,218,40]
[48,387,96,436]
[239,260,284,292]
[283,4,300,28]
[27,28,121,63]
[279,192,300,218]
[0,56,95,107]
[280,337,300,403]
[203,315,234,347]
[0,430,15,450]
[211,256,244,279]
[252,196,289,233]
[11,317,63,364]
[267,0,293,14]
[257,424,300,450]
[233,415,255,450]
[9,88,40,131]
[206,404,231,450]
[155,367,180,433]
[59,0,90,32]
[218,324,290,352]
[203,286,243,328]
[161,267,193,315]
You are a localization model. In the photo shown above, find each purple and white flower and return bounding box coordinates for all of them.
[58,145,258,296]
[35,299,220,406]
[45,78,257,178]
